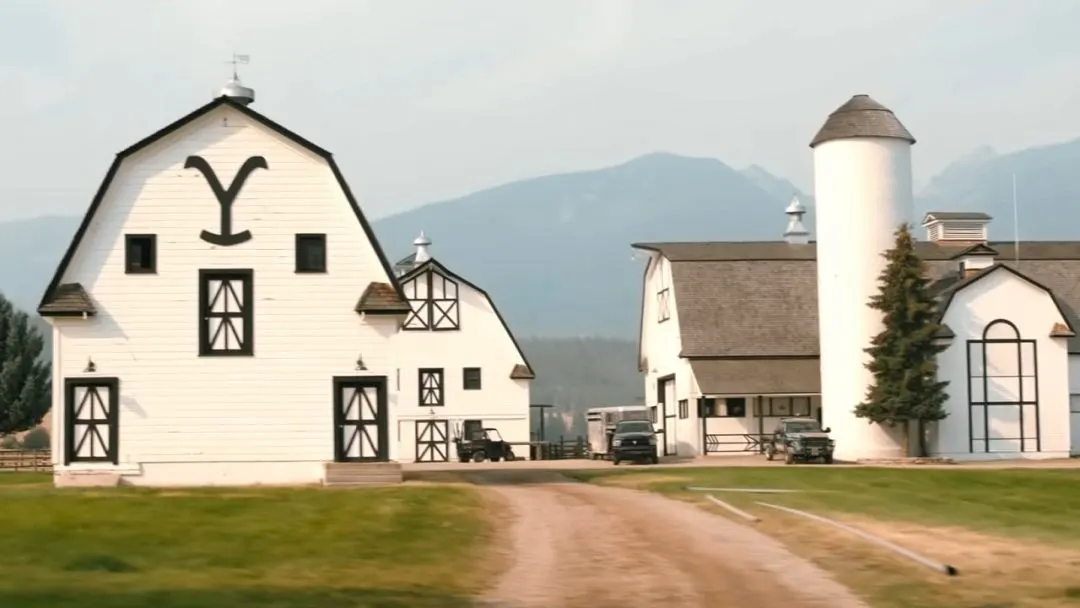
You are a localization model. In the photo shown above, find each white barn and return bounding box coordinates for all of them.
[37,77,533,486]
[635,94,1080,462]
[387,233,535,463]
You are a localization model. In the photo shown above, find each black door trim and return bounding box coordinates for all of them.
[656,373,675,456]
[332,376,389,462]
[415,420,449,462]
[64,377,120,465]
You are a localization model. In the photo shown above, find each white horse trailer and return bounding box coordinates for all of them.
[586,405,649,460]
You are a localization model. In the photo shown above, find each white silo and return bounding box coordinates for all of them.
[811,94,915,461]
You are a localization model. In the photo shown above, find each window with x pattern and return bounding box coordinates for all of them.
[64,379,119,464]
[419,368,445,406]
[199,269,254,356]
[655,263,671,323]
[402,268,460,331]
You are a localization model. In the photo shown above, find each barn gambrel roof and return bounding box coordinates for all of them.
[398,258,535,379]
[633,240,1080,395]
[39,96,406,316]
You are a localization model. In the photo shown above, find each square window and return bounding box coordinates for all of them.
[724,398,747,418]
[699,397,717,417]
[771,398,792,417]
[295,234,327,273]
[125,234,157,274]
[463,367,482,390]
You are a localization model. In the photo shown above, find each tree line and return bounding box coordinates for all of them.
[0,294,50,443]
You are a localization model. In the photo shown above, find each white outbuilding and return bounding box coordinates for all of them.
[634,94,1080,462]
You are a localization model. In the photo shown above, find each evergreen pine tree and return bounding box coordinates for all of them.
[855,223,950,456]
[0,293,51,436]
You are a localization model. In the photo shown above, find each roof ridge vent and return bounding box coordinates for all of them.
[922,211,991,244]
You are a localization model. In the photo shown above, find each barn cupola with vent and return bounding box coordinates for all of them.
[215,53,255,105]
[922,211,991,245]
[393,231,433,277]
[413,231,432,263]
[783,195,809,244]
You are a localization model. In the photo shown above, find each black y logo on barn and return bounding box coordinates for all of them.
[186,155,268,246]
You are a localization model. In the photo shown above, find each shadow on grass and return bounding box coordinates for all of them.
[0,586,478,608]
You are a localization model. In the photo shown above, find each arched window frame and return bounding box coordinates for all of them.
[965,319,1040,453]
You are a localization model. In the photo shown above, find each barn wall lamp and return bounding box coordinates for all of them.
[355,354,367,371]
[84,357,96,373]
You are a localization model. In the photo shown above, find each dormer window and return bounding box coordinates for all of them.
[403,268,460,331]
[952,243,998,279]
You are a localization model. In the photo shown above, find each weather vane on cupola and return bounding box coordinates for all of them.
[215,52,255,106]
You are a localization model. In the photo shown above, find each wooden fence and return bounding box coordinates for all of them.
[0,449,52,471]
[531,436,589,460]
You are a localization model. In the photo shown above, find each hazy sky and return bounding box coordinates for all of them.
[3,0,1080,222]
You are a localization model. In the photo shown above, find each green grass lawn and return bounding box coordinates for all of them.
[0,474,492,608]
[573,466,1080,545]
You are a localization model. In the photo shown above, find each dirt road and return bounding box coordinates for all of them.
[472,470,867,608]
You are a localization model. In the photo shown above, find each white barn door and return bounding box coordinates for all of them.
[1071,395,1080,456]
[656,376,676,457]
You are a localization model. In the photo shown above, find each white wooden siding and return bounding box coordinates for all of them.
[50,105,404,485]
[393,266,531,461]
[935,268,1072,460]
[640,256,686,449]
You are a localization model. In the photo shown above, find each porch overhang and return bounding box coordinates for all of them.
[689,357,820,395]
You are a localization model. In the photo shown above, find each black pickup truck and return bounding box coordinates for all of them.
[610,419,660,465]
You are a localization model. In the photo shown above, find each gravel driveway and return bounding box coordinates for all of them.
[472,470,867,608]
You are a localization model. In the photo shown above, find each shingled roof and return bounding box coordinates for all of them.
[634,240,1080,360]
[355,282,410,315]
[810,94,916,148]
[38,283,96,316]
[690,358,820,395]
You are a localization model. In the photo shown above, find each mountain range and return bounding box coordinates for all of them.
[4,138,1080,431]
[5,138,1079,337]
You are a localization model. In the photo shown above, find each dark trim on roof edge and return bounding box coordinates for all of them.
[399,258,535,377]
[636,254,655,372]
[936,263,1077,335]
[38,96,406,314]
[950,243,999,258]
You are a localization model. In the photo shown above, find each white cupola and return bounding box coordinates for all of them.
[783,195,809,244]
[413,231,432,263]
